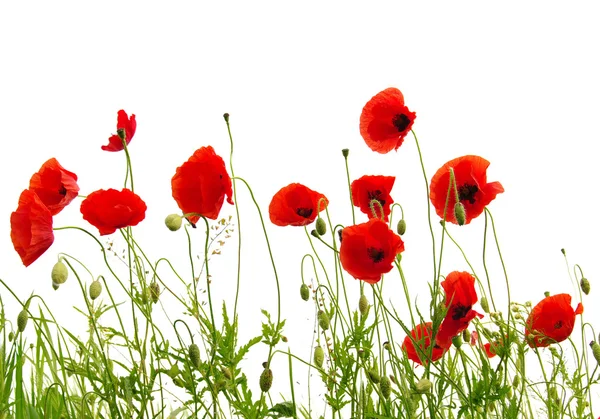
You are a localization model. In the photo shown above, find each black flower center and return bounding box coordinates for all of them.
[367,247,385,263]
[368,190,385,207]
[451,304,471,320]
[458,183,478,205]
[392,114,411,132]
[554,321,563,329]
[58,184,67,196]
[296,207,313,218]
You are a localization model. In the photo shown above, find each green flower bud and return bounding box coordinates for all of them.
[89,280,102,300]
[580,277,590,295]
[590,341,600,365]
[317,310,330,331]
[8,331,15,341]
[300,284,310,301]
[454,202,466,226]
[17,309,28,332]
[149,281,160,304]
[512,374,520,389]
[462,329,470,343]
[167,364,180,379]
[379,375,391,399]
[259,367,273,392]
[359,294,369,317]
[214,379,226,393]
[342,149,349,158]
[51,260,68,287]
[480,296,490,313]
[165,214,183,231]
[189,343,201,369]
[367,366,380,384]
[222,367,233,380]
[452,334,463,348]
[544,291,550,297]
[396,219,406,236]
[415,378,432,394]
[314,345,324,368]
[315,217,327,236]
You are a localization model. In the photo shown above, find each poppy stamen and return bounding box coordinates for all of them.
[458,183,479,204]
[296,207,313,218]
[452,304,472,320]
[392,113,411,132]
[368,190,385,207]
[58,185,67,196]
[367,247,385,263]
[554,321,563,329]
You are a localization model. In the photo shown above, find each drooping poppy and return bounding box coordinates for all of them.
[171,146,234,224]
[359,87,416,154]
[339,218,404,284]
[10,189,54,266]
[28,158,79,216]
[268,183,328,227]
[429,155,504,225]
[402,322,450,366]
[351,175,395,222]
[525,293,583,348]
[435,271,484,348]
[80,188,147,235]
[101,110,137,152]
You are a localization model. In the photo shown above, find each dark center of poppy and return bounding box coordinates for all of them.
[554,320,563,329]
[458,183,479,205]
[392,113,411,132]
[368,190,385,206]
[58,184,67,196]
[367,247,385,263]
[451,304,471,320]
[296,207,313,218]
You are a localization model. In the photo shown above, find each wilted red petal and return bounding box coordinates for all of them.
[28,158,79,215]
[80,188,146,235]
[268,183,328,227]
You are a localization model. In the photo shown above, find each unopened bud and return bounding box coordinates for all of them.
[590,341,600,365]
[454,202,466,226]
[315,217,327,236]
[580,277,590,295]
[317,310,330,331]
[462,329,470,343]
[167,364,180,379]
[51,260,68,287]
[480,296,490,313]
[165,214,183,231]
[544,291,550,297]
[89,280,102,300]
[452,334,463,348]
[367,366,380,384]
[259,367,273,392]
[17,309,28,332]
[222,367,233,380]
[342,149,349,158]
[512,374,520,389]
[8,331,15,341]
[415,378,432,393]
[396,219,406,236]
[300,284,310,301]
[189,344,201,369]
[359,294,369,317]
[313,345,324,368]
[379,376,391,399]
[149,281,160,304]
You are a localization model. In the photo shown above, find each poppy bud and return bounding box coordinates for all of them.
[313,345,324,368]
[315,217,327,236]
[480,296,490,313]
[342,149,349,158]
[149,281,160,304]
[222,367,233,380]
[89,280,102,300]
[165,214,183,231]
[396,219,406,236]
[51,260,68,287]
[367,366,380,384]
[189,343,201,369]
[8,331,15,342]
[359,294,369,317]
[462,329,470,342]
[389,374,397,385]
[512,374,520,389]
[590,341,600,365]
[214,379,226,393]
[259,367,273,392]
[415,378,432,393]
[544,291,550,297]
[379,375,391,399]
[452,334,463,348]
[317,310,330,331]
[167,364,180,379]
[17,309,28,332]
[454,202,466,226]
[300,284,310,301]
[580,277,590,295]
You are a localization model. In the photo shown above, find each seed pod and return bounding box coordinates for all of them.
[454,202,466,226]
[415,378,432,393]
[259,367,273,392]
[379,375,391,399]
[480,296,490,313]
[367,366,380,384]
[165,214,183,231]
[313,345,324,368]
[300,284,310,301]
[17,309,28,332]
[590,341,600,365]
[317,310,330,331]
[359,294,369,317]
[315,217,327,236]
[189,344,201,369]
[149,281,160,304]
[51,260,68,287]
[89,280,102,300]
[396,219,406,236]
[580,277,590,295]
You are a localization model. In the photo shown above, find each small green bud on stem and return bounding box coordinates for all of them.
[165,214,183,231]
[397,219,406,235]
[259,367,273,392]
[300,284,310,301]
[317,310,330,331]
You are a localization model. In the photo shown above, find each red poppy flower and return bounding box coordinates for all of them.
[28,158,79,216]
[525,293,583,348]
[80,188,147,235]
[171,146,234,224]
[101,110,137,152]
[359,87,416,154]
[339,218,404,284]
[402,322,450,365]
[269,183,328,227]
[351,175,395,222]
[435,271,484,348]
[483,342,497,358]
[10,189,54,266]
[429,155,504,225]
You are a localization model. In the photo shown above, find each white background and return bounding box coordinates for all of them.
[1,1,599,412]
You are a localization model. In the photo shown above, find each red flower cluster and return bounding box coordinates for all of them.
[171,146,234,224]
[80,189,147,236]
[101,110,137,152]
[269,183,328,227]
[10,159,79,266]
[339,219,404,284]
[429,155,504,225]
[525,293,583,348]
[402,322,450,365]
[359,88,416,154]
[351,175,395,222]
